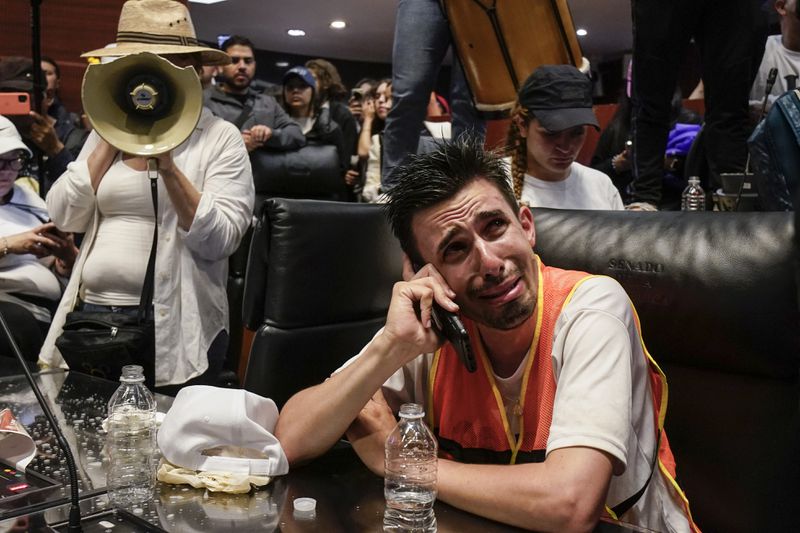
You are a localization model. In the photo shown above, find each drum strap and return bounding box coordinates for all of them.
[463,0,519,88]
[451,0,578,89]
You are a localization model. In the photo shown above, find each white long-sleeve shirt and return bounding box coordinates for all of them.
[40,109,254,386]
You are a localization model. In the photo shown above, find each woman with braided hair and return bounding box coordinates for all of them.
[505,65,623,210]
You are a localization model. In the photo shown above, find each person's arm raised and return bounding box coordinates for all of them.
[275,269,458,466]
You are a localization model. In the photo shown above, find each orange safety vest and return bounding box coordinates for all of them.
[426,259,700,531]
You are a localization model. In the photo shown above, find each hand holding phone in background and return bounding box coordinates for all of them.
[0,92,31,116]
[0,93,34,135]
[28,111,63,157]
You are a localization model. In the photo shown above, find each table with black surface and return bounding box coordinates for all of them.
[0,369,645,532]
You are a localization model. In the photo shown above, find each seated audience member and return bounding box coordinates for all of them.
[281,66,347,174]
[360,78,391,202]
[506,65,623,210]
[750,0,800,111]
[0,116,77,333]
[40,0,254,393]
[204,35,304,153]
[507,65,623,209]
[275,138,699,533]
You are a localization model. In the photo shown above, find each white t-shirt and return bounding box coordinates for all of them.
[81,154,155,305]
[521,162,624,210]
[750,34,800,109]
[341,276,691,533]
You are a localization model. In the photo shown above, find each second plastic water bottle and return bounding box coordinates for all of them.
[681,176,706,211]
[106,365,157,506]
[384,403,437,532]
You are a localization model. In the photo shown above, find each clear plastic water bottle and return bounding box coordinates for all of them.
[106,365,156,506]
[383,403,438,532]
[681,176,706,211]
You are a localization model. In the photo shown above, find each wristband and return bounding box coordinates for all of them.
[1,237,8,258]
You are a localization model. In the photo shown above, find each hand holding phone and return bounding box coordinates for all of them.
[412,261,477,373]
[430,302,477,372]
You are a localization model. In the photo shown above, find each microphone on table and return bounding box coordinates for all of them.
[0,310,82,532]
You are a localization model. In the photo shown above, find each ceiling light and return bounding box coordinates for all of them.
[276,61,289,68]
[576,28,588,37]
[188,0,226,4]
[330,20,347,29]
[287,29,306,37]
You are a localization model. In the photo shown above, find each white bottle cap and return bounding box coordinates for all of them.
[293,497,317,519]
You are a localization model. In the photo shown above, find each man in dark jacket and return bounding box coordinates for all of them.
[203,35,304,153]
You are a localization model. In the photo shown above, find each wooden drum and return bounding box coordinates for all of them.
[442,0,587,116]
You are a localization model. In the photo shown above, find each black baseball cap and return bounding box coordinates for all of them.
[517,64,599,132]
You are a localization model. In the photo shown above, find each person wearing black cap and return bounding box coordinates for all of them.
[506,65,623,210]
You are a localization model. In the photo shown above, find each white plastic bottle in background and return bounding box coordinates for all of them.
[383,403,438,532]
[106,365,156,506]
[681,176,706,211]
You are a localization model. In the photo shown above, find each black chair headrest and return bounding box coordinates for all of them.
[243,198,403,331]
[531,209,799,379]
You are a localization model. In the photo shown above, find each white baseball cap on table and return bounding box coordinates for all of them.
[157,385,289,477]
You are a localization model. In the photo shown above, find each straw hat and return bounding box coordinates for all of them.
[81,0,230,66]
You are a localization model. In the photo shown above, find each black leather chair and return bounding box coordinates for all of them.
[242,198,403,407]
[243,199,799,532]
[251,144,348,209]
[530,209,799,533]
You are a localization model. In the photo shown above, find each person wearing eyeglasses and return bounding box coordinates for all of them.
[0,115,77,346]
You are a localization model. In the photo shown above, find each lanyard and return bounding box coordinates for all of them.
[473,258,544,464]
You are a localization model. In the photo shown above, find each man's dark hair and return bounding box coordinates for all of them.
[220,35,254,54]
[41,56,60,79]
[384,136,518,264]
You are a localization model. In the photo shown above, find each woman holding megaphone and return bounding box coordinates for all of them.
[38,0,254,393]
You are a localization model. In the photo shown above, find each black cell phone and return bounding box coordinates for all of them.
[413,262,477,373]
[350,88,365,102]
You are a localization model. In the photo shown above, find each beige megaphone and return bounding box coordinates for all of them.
[82,51,202,156]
